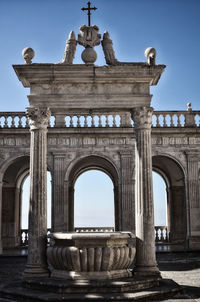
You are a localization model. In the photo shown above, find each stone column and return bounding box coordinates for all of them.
[132,107,160,276]
[24,107,51,278]
[52,154,65,232]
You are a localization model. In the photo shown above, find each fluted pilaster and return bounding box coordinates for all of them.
[24,107,51,278]
[132,107,160,276]
[52,154,65,232]
[120,152,135,233]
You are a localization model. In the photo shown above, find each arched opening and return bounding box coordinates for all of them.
[74,170,114,230]
[21,172,52,245]
[153,171,168,243]
[152,155,186,247]
[66,155,120,232]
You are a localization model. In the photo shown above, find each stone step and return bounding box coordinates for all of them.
[0,279,183,301]
[23,276,161,294]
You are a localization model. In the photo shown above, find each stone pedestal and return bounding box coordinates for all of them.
[24,107,51,278]
[132,107,160,276]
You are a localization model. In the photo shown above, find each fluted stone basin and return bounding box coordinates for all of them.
[47,232,136,280]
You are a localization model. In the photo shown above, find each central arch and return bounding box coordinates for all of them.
[66,155,120,232]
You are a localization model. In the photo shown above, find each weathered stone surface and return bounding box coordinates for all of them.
[47,232,135,280]
[23,107,51,278]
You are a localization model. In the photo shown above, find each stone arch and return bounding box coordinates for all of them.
[0,154,52,249]
[65,154,120,232]
[152,154,186,245]
[1,155,30,248]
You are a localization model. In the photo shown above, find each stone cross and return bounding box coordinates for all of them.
[81,2,97,26]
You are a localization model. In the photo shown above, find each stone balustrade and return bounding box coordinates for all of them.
[152,111,200,127]
[75,227,114,232]
[0,110,200,129]
[20,227,167,246]
[0,112,29,128]
[155,226,168,242]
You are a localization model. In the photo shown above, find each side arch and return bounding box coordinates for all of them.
[152,154,186,245]
[1,155,30,248]
[65,155,120,232]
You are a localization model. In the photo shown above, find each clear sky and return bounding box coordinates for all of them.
[2,0,198,228]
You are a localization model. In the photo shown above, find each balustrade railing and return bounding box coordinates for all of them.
[0,112,29,128]
[155,226,169,242]
[0,110,200,129]
[21,226,168,246]
[20,228,51,246]
[74,227,115,232]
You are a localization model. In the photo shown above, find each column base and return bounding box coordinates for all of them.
[188,236,200,250]
[134,265,161,277]
[24,264,49,279]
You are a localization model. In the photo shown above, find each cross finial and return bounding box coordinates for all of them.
[81,2,97,26]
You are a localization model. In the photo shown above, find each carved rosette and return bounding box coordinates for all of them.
[26,107,51,130]
[132,107,153,130]
[47,232,136,280]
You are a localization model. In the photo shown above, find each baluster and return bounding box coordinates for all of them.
[0,116,2,128]
[97,115,100,127]
[177,114,181,127]
[77,115,81,127]
[11,116,15,128]
[84,115,87,127]
[99,115,103,127]
[113,115,117,127]
[163,114,167,127]
[105,114,109,127]
[26,230,29,245]
[161,228,164,241]
[169,113,173,127]
[25,116,29,128]
[4,116,8,128]
[69,115,73,127]
[155,227,158,241]
[18,116,22,128]
[91,115,95,127]
[156,115,160,127]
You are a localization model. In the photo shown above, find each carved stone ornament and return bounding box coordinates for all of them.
[144,47,156,65]
[62,31,77,64]
[101,31,118,65]
[22,47,35,64]
[78,25,101,48]
[132,107,153,130]
[26,107,51,130]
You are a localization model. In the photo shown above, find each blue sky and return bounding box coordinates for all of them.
[2,0,198,228]
[1,0,200,111]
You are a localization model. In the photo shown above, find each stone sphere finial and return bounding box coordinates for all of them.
[22,47,35,64]
[144,47,156,65]
[187,102,192,111]
[81,46,97,64]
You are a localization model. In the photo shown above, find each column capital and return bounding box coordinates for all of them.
[26,107,51,130]
[132,107,153,130]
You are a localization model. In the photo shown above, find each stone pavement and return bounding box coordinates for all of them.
[0,251,199,301]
